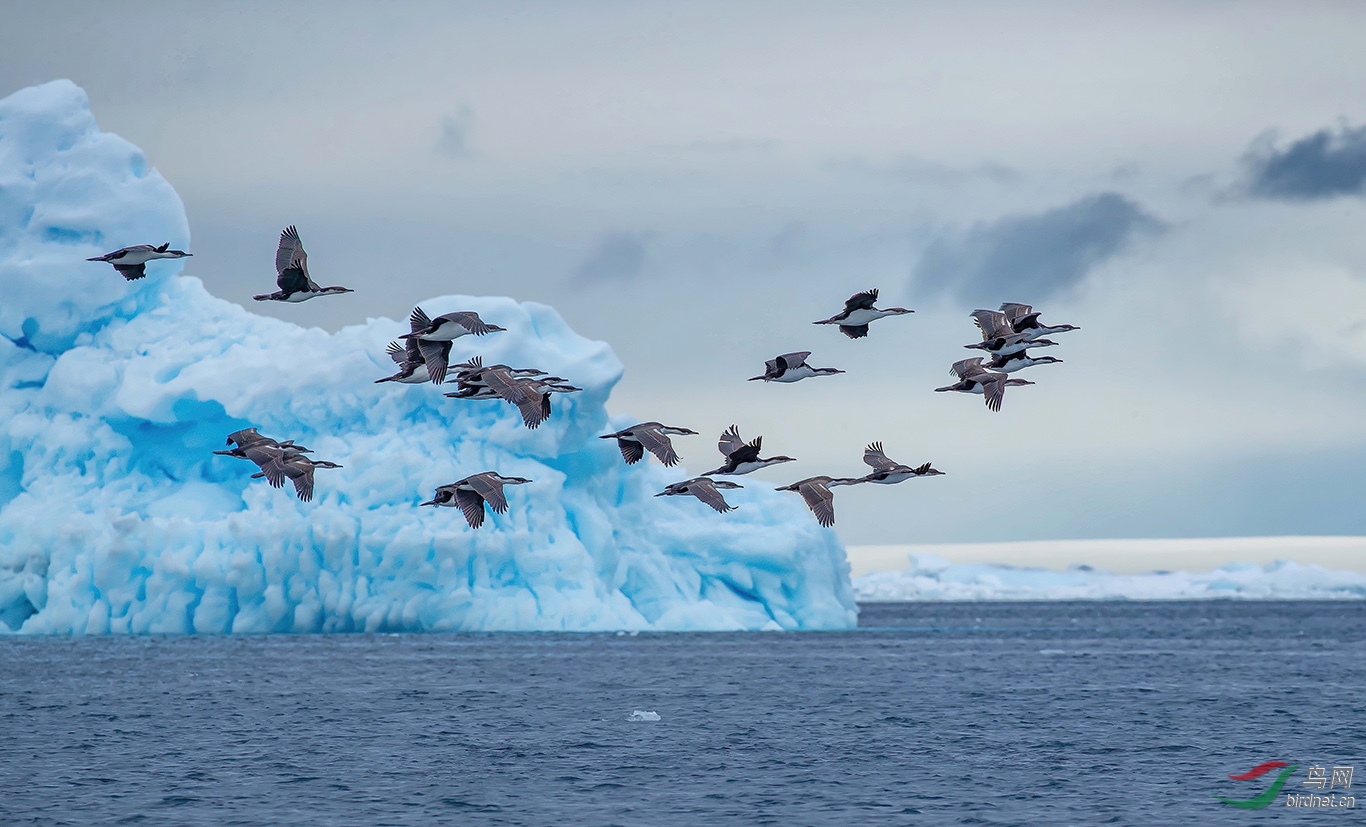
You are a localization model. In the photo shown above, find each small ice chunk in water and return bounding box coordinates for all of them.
[629,710,661,722]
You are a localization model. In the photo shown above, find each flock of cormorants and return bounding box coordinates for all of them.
[88,226,1078,530]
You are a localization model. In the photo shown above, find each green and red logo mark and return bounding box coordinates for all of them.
[1217,761,1300,809]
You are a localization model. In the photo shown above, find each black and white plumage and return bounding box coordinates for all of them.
[420,472,532,529]
[253,226,353,302]
[813,289,913,339]
[703,425,796,476]
[749,351,844,383]
[480,370,580,429]
[441,357,576,428]
[216,428,340,501]
[776,476,864,528]
[986,349,1062,373]
[397,306,506,385]
[86,243,190,280]
[213,427,310,459]
[443,357,546,399]
[655,477,743,514]
[966,309,1058,357]
[934,357,1034,412]
[249,455,343,502]
[401,306,504,343]
[374,340,429,384]
[600,422,698,467]
[860,442,944,485]
[445,362,531,404]
[1000,302,1080,341]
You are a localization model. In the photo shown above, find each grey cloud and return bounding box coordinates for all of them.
[912,193,1162,305]
[649,138,781,155]
[570,232,649,284]
[765,221,807,263]
[830,155,1021,186]
[1240,123,1366,201]
[435,107,474,159]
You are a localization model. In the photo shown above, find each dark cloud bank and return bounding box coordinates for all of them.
[1241,122,1366,201]
[912,192,1162,306]
[570,232,649,284]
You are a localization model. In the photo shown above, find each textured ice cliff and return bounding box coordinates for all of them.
[0,80,856,633]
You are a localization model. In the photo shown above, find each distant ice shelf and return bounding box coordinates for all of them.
[0,80,856,634]
[854,553,1366,601]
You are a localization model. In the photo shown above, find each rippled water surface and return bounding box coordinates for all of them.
[3,601,1363,826]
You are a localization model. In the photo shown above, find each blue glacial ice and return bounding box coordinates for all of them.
[0,80,857,633]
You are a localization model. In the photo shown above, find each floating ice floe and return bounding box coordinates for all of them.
[629,710,661,722]
[854,553,1366,601]
[0,80,857,634]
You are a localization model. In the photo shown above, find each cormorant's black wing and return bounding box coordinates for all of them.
[617,438,646,465]
[635,427,680,467]
[844,289,878,312]
[466,475,510,514]
[798,482,836,527]
[454,488,487,528]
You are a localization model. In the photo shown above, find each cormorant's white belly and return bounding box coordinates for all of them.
[285,291,317,303]
[421,324,471,342]
[112,250,157,265]
[774,366,817,382]
[840,308,884,326]
[868,471,915,484]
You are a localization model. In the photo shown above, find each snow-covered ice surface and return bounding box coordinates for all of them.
[0,80,856,634]
[854,553,1366,601]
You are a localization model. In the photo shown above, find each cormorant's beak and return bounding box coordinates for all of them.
[653,491,666,497]
[418,499,437,507]
[748,376,764,381]
[212,449,233,455]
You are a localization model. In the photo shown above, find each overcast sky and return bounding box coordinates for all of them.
[4,1,1366,544]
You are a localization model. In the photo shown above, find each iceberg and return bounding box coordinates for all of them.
[0,80,857,634]
[854,553,1366,601]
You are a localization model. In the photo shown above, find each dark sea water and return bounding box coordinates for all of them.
[2,601,1363,826]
